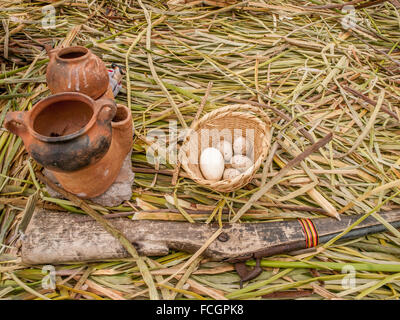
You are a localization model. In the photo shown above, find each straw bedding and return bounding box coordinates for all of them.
[0,0,400,300]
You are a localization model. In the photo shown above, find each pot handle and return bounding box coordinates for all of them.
[3,111,28,138]
[95,98,116,123]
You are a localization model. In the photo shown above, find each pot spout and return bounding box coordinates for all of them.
[44,44,59,60]
[3,111,28,140]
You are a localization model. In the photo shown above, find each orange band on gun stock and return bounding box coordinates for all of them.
[298,218,319,248]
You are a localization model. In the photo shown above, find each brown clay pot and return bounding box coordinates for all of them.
[50,104,133,198]
[4,92,116,173]
[111,104,133,155]
[46,46,109,100]
[100,84,115,100]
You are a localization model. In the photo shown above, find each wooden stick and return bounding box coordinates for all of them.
[226,97,315,143]
[231,133,333,223]
[342,85,398,121]
[278,138,340,220]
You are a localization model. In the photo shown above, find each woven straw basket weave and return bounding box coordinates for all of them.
[179,104,271,192]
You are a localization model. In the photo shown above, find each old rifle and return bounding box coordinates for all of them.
[21,209,400,285]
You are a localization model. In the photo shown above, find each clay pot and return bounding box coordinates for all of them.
[4,92,116,173]
[100,84,115,100]
[46,46,109,100]
[111,104,133,155]
[50,104,133,198]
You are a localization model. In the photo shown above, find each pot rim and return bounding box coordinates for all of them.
[55,46,90,63]
[28,92,99,143]
[112,104,131,128]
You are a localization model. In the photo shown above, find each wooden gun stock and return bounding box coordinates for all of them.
[21,209,400,265]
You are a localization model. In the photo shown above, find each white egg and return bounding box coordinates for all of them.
[200,147,225,181]
[233,136,252,156]
[217,140,233,162]
[223,168,242,180]
[231,155,253,172]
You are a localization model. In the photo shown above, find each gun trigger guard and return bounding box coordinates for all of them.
[234,258,262,289]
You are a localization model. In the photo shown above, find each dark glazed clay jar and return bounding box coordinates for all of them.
[51,104,133,198]
[46,46,109,100]
[4,92,116,173]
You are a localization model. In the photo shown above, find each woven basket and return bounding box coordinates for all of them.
[179,104,271,192]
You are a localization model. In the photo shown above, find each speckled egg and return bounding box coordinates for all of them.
[217,140,233,162]
[223,168,242,180]
[233,136,252,156]
[231,154,253,172]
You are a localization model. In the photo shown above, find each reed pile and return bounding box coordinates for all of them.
[0,0,400,300]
